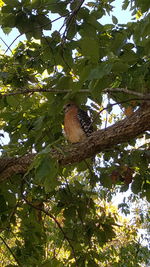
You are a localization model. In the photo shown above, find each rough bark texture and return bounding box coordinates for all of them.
[0,102,150,182]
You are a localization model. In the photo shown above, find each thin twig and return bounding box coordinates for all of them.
[0,236,22,266]
[104,106,108,130]
[1,87,150,99]
[4,15,67,54]
[104,87,148,98]
[86,97,148,133]
[4,33,23,55]
[20,178,78,265]
[0,88,89,96]
[62,0,85,41]
[23,198,78,267]
[0,37,13,54]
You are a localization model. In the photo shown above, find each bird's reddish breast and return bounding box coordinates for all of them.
[64,106,86,143]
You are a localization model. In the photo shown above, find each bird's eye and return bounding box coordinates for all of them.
[63,103,70,111]
[63,103,73,112]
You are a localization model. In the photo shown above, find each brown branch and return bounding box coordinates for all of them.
[0,102,150,182]
[63,0,85,40]
[0,236,22,266]
[1,87,150,99]
[104,87,150,99]
[24,199,78,267]
[0,88,89,97]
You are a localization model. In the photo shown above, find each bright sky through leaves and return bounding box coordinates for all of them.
[0,0,132,52]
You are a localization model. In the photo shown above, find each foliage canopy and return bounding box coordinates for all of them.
[0,0,150,266]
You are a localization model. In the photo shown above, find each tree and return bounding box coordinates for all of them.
[0,0,150,266]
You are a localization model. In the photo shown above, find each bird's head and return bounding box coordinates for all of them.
[63,102,76,113]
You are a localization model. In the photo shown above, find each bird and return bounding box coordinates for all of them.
[63,103,93,143]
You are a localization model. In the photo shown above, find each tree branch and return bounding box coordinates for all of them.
[0,88,89,96]
[0,87,150,99]
[24,199,78,267]
[0,102,150,182]
[104,87,150,99]
[0,236,22,266]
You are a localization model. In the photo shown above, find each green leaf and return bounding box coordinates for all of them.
[0,194,7,212]
[1,27,12,34]
[112,61,129,73]
[3,0,19,6]
[5,191,16,208]
[100,171,113,188]
[63,207,76,219]
[145,188,150,202]
[2,14,16,28]
[41,259,64,267]
[1,5,12,13]
[112,15,118,24]
[120,50,138,63]
[131,175,143,194]
[36,14,52,31]
[111,32,127,54]
[44,170,59,193]
[80,37,99,62]
[143,183,150,202]
[88,63,112,80]
[87,260,99,267]
[6,96,19,107]
[47,1,68,16]
[56,76,72,90]
[35,155,59,192]
[122,0,130,10]
[35,156,49,179]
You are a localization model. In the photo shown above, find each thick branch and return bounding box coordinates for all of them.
[0,102,150,182]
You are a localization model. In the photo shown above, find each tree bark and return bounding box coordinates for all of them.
[0,102,150,182]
